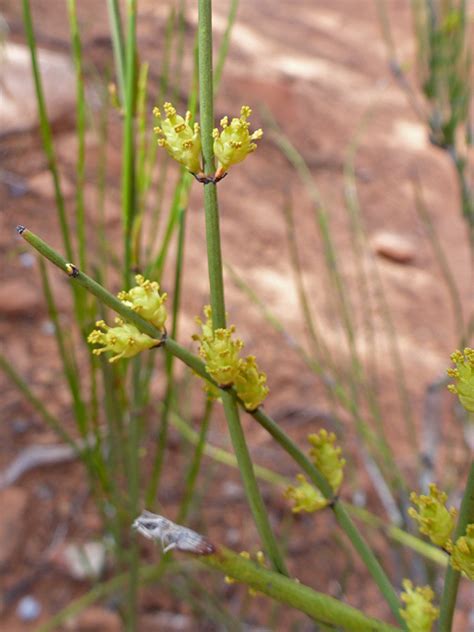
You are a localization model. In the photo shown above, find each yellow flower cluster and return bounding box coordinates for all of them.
[408,483,474,581]
[213,106,263,179]
[284,430,345,514]
[87,318,157,363]
[193,306,269,411]
[451,524,474,580]
[153,103,202,174]
[308,429,346,493]
[447,348,474,412]
[118,274,167,332]
[88,276,167,363]
[284,474,328,513]
[399,579,439,632]
[408,484,457,549]
[153,102,262,180]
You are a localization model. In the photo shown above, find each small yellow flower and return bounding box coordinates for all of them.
[285,474,328,513]
[408,484,457,548]
[212,105,263,178]
[451,524,474,580]
[192,306,243,387]
[307,430,346,493]
[87,318,157,363]
[234,355,269,411]
[118,274,167,331]
[153,102,202,173]
[399,579,439,632]
[447,348,474,412]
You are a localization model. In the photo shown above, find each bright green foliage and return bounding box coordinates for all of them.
[234,355,269,411]
[193,306,243,387]
[87,318,157,363]
[408,484,457,548]
[212,105,263,178]
[451,523,474,580]
[285,474,328,513]
[118,274,168,331]
[447,348,474,412]
[153,102,202,173]
[399,579,439,632]
[307,429,346,493]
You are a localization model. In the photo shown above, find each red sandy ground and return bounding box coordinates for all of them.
[1,1,473,630]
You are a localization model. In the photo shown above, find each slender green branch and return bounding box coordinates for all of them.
[146,208,188,506]
[438,461,474,631]
[213,0,239,94]
[122,0,137,284]
[197,0,287,576]
[202,546,401,631]
[177,397,213,523]
[0,351,77,449]
[107,0,126,103]
[22,0,74,263]
[18,226,403,620]
[67,0,87,273]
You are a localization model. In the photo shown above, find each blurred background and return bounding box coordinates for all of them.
[1,1,473,630]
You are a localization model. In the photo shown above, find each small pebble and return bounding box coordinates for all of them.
[12,418,31,434]
[371,231,415,264]
[41,320,55,335]
[16,595,41,622]
[19,252,35,268]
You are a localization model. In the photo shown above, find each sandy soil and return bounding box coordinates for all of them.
[1,0,473,630]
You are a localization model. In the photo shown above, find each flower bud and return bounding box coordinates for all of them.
[307,429,346,493]
[447,348,474,412]
[118,274,167,331]
[153,102,202,173]
[399,579,439,632]
[408,484,457,548]
[87,318,156,363]
[451,524,474,580]
[234,355,269,411]
[212,105,263,178]
[285,474,328,513]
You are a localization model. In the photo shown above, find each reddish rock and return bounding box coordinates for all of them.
[0,280,41,318]
[371,231,416,264]
[0,43,75,137]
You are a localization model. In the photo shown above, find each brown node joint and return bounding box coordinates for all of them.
[152,328,168,349]
[65,263,80,278]
[190,171,228,184]
[327,495,339,509]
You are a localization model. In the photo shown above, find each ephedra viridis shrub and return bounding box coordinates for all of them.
[3,0,474,630]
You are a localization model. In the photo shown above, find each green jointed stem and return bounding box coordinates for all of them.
[213,0,239,94]
[203,547,401,631]
[22,0,74,264]
[122,0,137,285]
[438,461,474,631]
[67,0,87,273]
[107,0,126,103]
[177,397,213,523]
[197,0,287,576]
[0,351,76,449]
[146,208,188,506]
[19,226,402,621]
[36,554,400,632]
